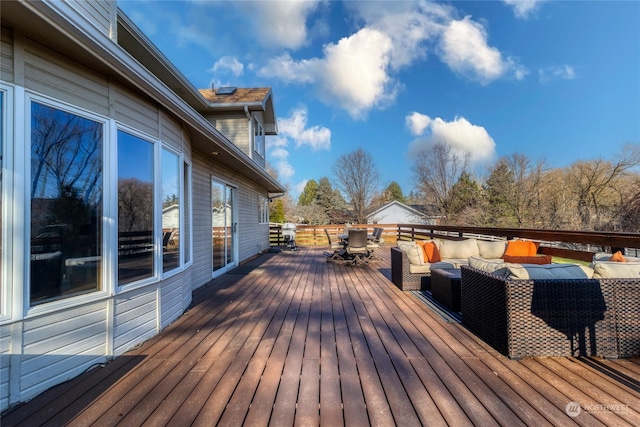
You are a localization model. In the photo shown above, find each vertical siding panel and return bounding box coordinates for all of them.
[0,27,14,83]
[67,0,114,38]
[212,116,250,155]
[113,84,159,137]
[113,287,158,356]
[21,303,108,398]
[23,39,110,115]
[191,151,214,289]
[160,110,182,152]
[0,326,10,410]
[160,273,183,329]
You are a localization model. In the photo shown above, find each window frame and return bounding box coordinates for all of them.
[0,84,13,320]
[253,116,265,159]
[259,195,269,224]
[160,145,183,278]
[182,158,193,268]
[115,125,159,290]
[25,92,111,317]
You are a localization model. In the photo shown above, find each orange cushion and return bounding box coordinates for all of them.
[415,241,429,263]
[422,241,442,263]
[504,240,537,257]
[502,254,552,265]
[415,241,442,263]
[609,251,626,262]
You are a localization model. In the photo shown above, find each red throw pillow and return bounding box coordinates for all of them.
[609,251,626,262]
[504,240,537,257]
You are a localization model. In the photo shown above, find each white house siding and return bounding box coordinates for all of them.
[191,151,215,289]
[368,203,432,225]
[114,83,159,138]
[66,0,115,40]
[113,287,157,356]
[211,116,251,156]
[0,28,13,82]
[0,326,11,410]
[21,302,108,401]
[24,38,110,116]
[160,109,183,152]
[160,272,185,329]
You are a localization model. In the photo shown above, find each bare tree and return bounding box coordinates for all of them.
[412,142,469,217]
[332,148,380,224]
[566,144,640,230]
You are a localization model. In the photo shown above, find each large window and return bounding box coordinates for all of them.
[183,160,191,265]
[259,196,269,224]
[30,101,103,305]
[0,90,4,307]
[117,130,154,285]
[253,117,265,158]
[162,148,180,273]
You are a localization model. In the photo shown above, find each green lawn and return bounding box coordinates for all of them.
[551,256,591,266]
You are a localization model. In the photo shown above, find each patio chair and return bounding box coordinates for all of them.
[346,228,370,265]
[324,229,346,262]
[366,227,383,260]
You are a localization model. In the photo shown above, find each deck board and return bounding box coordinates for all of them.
[3,247,640,427]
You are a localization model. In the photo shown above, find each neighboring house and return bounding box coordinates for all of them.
[366,201,442,225]
[0,0,285,411]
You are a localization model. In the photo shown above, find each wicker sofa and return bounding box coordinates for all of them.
[460,260,640,359]
[390,238,547,291]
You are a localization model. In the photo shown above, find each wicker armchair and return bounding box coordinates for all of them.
[390,247,431,291]
[460,265,620,359]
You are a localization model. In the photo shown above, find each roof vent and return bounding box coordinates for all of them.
[216,86,237,95]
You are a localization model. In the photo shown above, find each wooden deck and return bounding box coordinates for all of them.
[3,246,640,426]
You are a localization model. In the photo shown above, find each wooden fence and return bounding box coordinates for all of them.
[269,223,640,261]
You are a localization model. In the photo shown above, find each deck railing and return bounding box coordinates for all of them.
[269,223,640,261]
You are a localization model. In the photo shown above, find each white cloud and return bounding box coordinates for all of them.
[237,1,322,49]
[260,28,397,119]
[439,17,527,84]
[265,107,331,182]
[211,56,244,77]
[408,114,497,164]
[539,65,576,83]
[406,112,433,136]
[259,4,526,117]
[503,0,546,19]
[278,107,331,150]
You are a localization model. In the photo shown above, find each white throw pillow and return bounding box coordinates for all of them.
[439,238,480,259]
[468,256,509,274]
[592,261,640,279]
[397,241,424,266]
[477,240,507,259]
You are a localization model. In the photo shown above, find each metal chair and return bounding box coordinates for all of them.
[346,228,369,265]
[324,229,345,262]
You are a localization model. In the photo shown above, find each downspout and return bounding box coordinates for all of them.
[244,105,251,120]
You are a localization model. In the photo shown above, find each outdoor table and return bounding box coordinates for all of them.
[431,268,462,312]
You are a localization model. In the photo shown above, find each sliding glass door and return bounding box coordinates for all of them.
[211,178,236,274]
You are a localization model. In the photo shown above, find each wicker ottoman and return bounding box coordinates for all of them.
[431,269,462,312]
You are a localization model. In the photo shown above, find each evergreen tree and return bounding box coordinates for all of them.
[298,179,318,206]
[446,172,481,217]
[386,181,406,203]
[483,159,517,227]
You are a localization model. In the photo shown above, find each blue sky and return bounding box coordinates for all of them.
[119,0,640,199]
